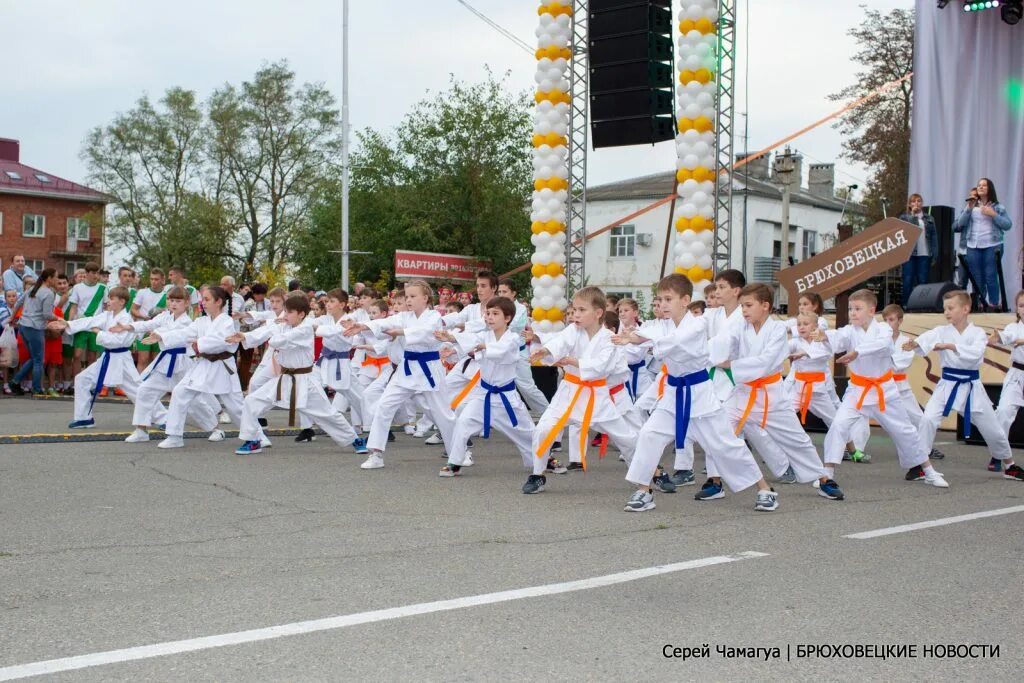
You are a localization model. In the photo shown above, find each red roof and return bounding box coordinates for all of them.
[0,149,109,204]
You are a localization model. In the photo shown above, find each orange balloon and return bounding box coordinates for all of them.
[694,116,713,133]
[546,263,563,277]
[533,307,547,321]
[692,167,712,183]
[533,179,547,191]
[679,19,695,33]
[695,17,716,35]
[689,216,708,232]
[545,220,563,233]
[546,308,563,322]
[686,265,705,283]
[679,69,695,85]
[675,217,691,231]
[694,68,713,85]
[676,117,694,133]
[531,264,546,278]
[531,221,544,234]
[676,168,692,183]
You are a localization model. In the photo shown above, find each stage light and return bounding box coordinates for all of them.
[963,0,1002,10]
[1002,0,1023,23]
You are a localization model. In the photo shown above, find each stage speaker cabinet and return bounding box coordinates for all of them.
[959,383,1024,449]
[905,281,958,313]
[589,0,674,149]
[924,205,955,283]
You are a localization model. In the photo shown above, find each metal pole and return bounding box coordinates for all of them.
[341,0,351,291]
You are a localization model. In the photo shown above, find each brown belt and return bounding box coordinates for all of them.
[198,351,235,375]
[276,366,314,427]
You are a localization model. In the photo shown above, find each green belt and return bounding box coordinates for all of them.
[708,367,735,385]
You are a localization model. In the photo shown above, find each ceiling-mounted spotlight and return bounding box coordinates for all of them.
[937,0,950,7]
[1002,0,1023,23]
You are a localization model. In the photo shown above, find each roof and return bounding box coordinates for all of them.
[0,159,110,204]
[586,170,866,214]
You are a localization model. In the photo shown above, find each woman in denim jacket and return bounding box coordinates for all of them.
[898,193,939,306]
[954,177,1013,310]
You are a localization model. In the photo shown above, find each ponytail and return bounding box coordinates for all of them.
[29,268,56,298]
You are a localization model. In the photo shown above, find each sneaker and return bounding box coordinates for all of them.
[522,474,546,494]
[850,450,871,463]
[669,469,695,486]
[929,448,945,460]
[218,412,230,424]
[565,461,585,472]
[157,436,184,449]
[777,465,797,484]
[551,441,562,453]
[295,428,316,443]
[988,457,1002,472]
[424,432,443,445]
[68,419,95,429]
[63,386,75,396]
[260,436,273,448]
[258,417,268,428]
[653,471,677,493]
[590,434,603,447]
[352,437,369,454]
[404,424,416,436]
[624,489,656,512]
[818,479,844,500]
[905,465,926,481]
[46,388,59,397]
[2,384,10,395]
[207,429,226,442]
[387,430,395,442]
[32,392,48,399]
[925,471,950,488]
[755,488,779,511]
[439,464,462,477]
[235,440,263,455]
[546,458,568,474]
[8,381,24,396]
[360,453,385,469]
[694,479,724,501]
[124,428,150,443]
[1003,464,1024,481]
[412,427,430,438]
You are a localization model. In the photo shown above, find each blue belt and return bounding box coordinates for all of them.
[627,360,646,401]
[665,368,711,449]
[317,348,349,381]
[143,347,186,381]
[480,379,518,438]
[403,350,441,388]
[941,367,980,438]
[519,344,527,352]
[91,347,131,412]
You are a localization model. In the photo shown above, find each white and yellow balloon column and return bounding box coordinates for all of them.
[529,0,572,333]
[672,0,719,294]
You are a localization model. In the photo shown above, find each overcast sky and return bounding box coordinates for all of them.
[1,0,912,196]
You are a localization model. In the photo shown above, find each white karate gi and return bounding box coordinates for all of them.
[786,336,870,450]
[890,332,925,427]
[440,302,486,400]
[996,322,1024,432]
[509,300,550,413]
[68,310,140,421]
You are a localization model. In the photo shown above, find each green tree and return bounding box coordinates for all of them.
[828,5,915,226]
[295,72,533,289]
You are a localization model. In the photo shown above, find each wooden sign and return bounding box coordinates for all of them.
[777,217,920,302]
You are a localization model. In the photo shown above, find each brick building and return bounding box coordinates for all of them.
[0,137,109,278]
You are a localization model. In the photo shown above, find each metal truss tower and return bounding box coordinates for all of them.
[713,0,737,271]
[565,0,589,296]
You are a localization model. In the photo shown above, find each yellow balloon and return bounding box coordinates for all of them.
[694,116,713,133]
[692,167,712,183]
[695,17,716,35]
[546,308,563,322]
[675,216,691,231]
[679,70,695,85]
[531,221,544,234]
[689,216,708,232]
[533,307,547,321]
[694,68,713,85]
[673,266,687,275]
[702,268,715,282]
[679,19,695,33]
[546,263,563,277]
[545,220,563,233]
[677,117,694,133]
[676,168,692,183]
[531,264,546,278]
[687,265,705,283]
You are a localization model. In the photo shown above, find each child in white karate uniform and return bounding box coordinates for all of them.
[525,287,639,495]
[620,275,775,512]
[435,297,535,476]
[343,280,457,469]
[991,290,1024,449]
[312,289,362,433]
[145,286,244,449]
[904,290,1022,481]
[616,298,652,403]
[49,285,139,429]
[498,279,550,414]
[816,289,948,487]
[355,299,395,426]
[234,296,367,456]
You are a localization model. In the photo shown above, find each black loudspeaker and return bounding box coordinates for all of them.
[960,383,1024,449]
[924,205,955,282]
[589,0,674,149]
[905,281,958,313]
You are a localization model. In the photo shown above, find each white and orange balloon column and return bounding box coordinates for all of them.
[673,0,719,294]
[529,0,571,333]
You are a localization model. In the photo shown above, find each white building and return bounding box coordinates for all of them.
[583,153,864,306]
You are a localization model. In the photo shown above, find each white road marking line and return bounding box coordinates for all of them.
[0,551,767,681]
[843,505,1024,540]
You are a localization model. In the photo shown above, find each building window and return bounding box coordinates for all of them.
[609,224,636,258]
[65,261,85,278]
[22,214,45,238]
[67,217,89,241]
[802,230,817,260]
[27,259,44,273]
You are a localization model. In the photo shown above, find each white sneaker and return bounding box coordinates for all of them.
[404,424,416,436]
[208,429,226,442]
[424,432,443,445]
[125,428,150,443]
[413,428,430,438]
[360,453,385,469]
[218,412,230,424]
[462,452,474,467]
[925,472,950,488]
[157,436,184,449]
[260,435,273,448]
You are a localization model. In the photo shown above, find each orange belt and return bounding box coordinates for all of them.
[537,373,607,471]
[656,365,669,399]
[893,373,907,382]
[450,370,481,410]
[361,355,391,376]
[794,371,826,425]
[735,372,783,435]
[849,370,894,411]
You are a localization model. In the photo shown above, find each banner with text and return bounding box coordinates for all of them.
[394,250,492,283]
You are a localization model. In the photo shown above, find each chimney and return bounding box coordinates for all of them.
[808,163,836,199]
[0,138,19,163]
[772,150,803,188]
[735,152,770,180]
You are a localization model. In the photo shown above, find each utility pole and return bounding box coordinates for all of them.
[773,146,797,310]
[341,0,350,291]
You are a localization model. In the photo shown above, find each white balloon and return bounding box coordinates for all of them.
[680,203,698,219]
[539,274,554,288]
[682,154,699,170]
[691,191,708,206]
[685,55,702,71]
[539,295,554,310]
[556,297,568,310]
[684,103,701,120]
[530,253,544,265]
[690,241,706,257]
[537,320,552,334]
[677,252,697,269]
[698,255,713,270]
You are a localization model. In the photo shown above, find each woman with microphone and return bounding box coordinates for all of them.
[954,178,1013,311]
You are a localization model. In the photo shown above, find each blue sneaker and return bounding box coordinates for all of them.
[68,419,95,429]
[818,478,844,500]
[235,440,263,455]
[154,423,166,431]
[694,478,724,501]
[353,437,369,455]
[669,469,695,486]
[653,471,677,493]
[777,465,797,484]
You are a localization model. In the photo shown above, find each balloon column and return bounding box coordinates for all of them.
[530,0,571,333]
[673,0,719,296]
